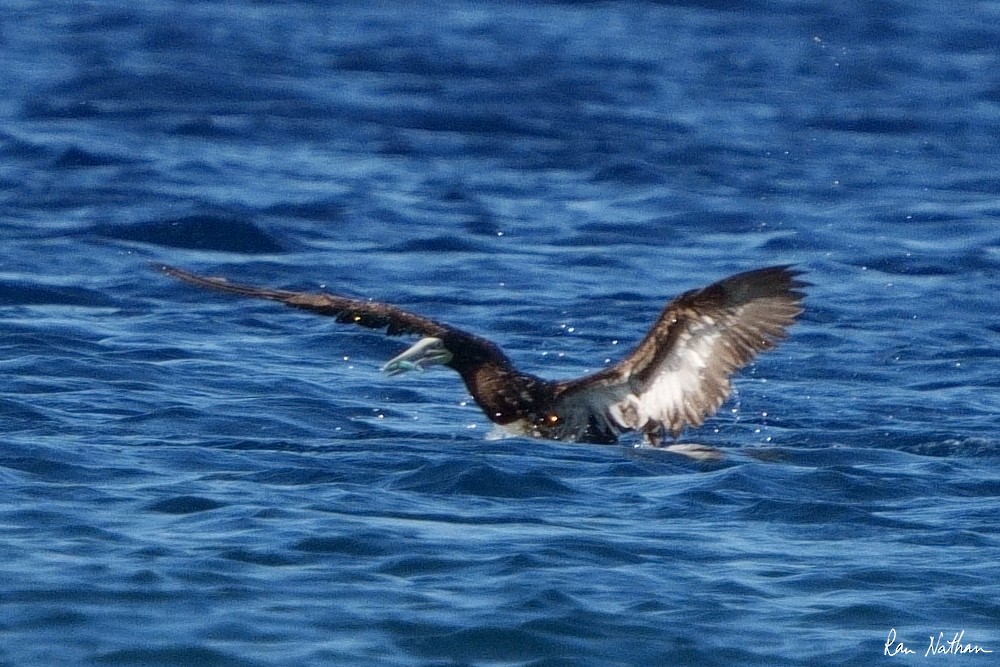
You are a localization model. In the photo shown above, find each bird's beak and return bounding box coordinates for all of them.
[382,337,453,376]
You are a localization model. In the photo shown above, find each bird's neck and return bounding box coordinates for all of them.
[456,361,551,426]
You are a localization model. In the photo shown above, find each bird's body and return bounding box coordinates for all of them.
[159,264,806,446]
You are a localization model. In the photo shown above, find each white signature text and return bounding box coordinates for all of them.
[885,628,993,657]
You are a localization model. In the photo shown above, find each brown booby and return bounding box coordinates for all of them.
[159,264,806,446]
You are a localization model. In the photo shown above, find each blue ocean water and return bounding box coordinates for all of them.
[2,0,999,665]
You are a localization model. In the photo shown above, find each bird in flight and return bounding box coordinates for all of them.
[159,264,806,447]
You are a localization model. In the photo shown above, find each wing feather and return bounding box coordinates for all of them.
[157,264,456,339]
[554,266,807,442]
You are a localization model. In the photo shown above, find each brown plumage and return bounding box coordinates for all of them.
[158,264,806,446]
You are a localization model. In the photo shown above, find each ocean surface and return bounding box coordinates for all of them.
[2,1,999,665]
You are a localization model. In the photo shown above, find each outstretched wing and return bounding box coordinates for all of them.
[158,264,543,429]
[554,266,807,441]
[158,264,457,338]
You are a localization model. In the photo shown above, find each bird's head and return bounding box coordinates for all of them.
[382,337,454,376]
